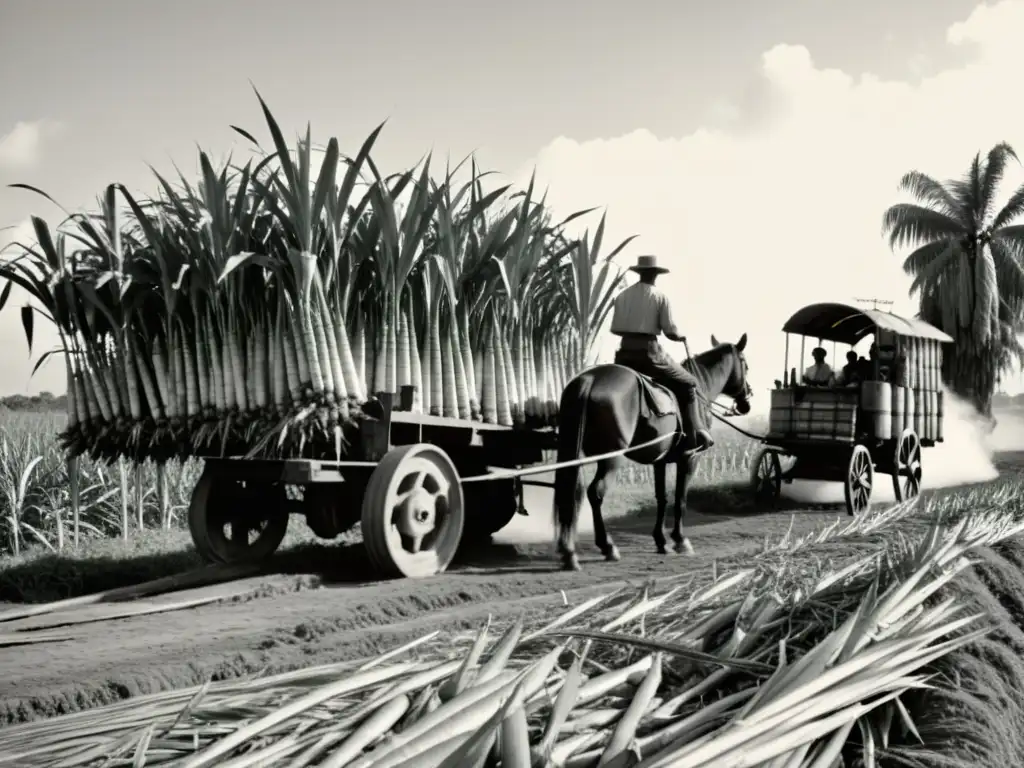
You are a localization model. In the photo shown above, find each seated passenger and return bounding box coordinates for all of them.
[859,343,888,382]
[835,350,860,386]
[802,347,834,386]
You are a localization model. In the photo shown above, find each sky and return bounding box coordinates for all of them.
[1,0,1024,397]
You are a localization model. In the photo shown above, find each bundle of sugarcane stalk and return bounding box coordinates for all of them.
[0,90,632,464]
[0,505,1014,767]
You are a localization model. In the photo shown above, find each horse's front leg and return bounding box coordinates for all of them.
[671,455,697,555]
[652,462,668,554]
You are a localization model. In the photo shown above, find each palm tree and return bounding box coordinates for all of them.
[882,142,1024,419]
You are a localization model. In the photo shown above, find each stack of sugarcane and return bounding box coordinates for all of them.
[0,90,633,464]
[0,503,1014,767]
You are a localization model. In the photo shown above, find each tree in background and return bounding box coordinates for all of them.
[0,391,67,412]
[883,142,1024,421]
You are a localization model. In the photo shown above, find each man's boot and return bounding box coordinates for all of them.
[684,398,715,451]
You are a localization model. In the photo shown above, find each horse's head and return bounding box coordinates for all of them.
[710,333,752,415]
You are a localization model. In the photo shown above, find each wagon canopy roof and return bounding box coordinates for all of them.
[781,302,954,345]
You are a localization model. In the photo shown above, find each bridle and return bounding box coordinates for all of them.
[716,349,753,418]
[683,340,752,419]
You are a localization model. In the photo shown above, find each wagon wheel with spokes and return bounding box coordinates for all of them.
[892,428,923,503]
[361,444,465,579]
[843,445,874,516]
[188,466,290,565]
[750,448,783,508]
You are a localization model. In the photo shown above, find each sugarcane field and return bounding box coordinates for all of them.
[6,2,1024,764]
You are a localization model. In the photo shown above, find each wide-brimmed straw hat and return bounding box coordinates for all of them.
[629,255,669,275]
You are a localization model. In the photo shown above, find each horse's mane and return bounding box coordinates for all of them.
[682,343,734,374]
[682,343,737,397]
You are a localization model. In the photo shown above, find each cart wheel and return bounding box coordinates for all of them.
[844,445,874,516]
[750,448,783,508]
[361,444,465,579]
[892,429,922,502]
[188,466,290,565]
[462,478,520,542]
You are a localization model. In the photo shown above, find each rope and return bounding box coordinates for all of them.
[704,398,770,441]
[459,432,679,483]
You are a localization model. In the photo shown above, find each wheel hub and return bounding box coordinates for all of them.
[396,488,436,538]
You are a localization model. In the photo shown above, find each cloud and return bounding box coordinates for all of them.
[0,119,65,168]
[522,0,1024,395]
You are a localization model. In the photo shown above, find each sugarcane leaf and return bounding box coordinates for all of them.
[172,263,190,292]
[604,234,639,262]
[553,207,599,232]
[76,281,119,332]
[7,183,71,218]
[543,629,774,673]
[311,136,340,229]
[252,86,299,195]
[231,125,262,149]
[30,348,61,378]
[0,280,11,313]
[29,216,63,272]
[93,270,118,292]
[21,304,34,353]
[217,252,266,283]
[336,121,386,226]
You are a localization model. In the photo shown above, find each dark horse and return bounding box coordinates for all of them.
[553,334,752,571]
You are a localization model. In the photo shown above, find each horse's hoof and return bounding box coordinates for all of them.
[562,554,582,572]
[656,545,668,555]
[604,546,621,562]
[673,539,696,555]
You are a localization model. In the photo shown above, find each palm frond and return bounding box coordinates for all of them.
[882,204,964,250]
[896,171,959,218]
[992,184,1024,231]
[905,241,957,298]
[980,142,1019,222]
[901,240,956,278]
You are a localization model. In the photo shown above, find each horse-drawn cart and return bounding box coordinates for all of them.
[750,302,953,516]
[187,392,557,580]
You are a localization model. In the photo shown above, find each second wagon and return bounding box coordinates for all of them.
[750,302,954,516]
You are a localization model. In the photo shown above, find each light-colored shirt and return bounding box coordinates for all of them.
[803,363,834,385]
[610,283,680,337]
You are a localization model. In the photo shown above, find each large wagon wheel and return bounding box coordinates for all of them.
[892,428,923,502]
[843,445,874,516]
[361,444,465,579]
[188,466,290,565]
[750,448,782,508]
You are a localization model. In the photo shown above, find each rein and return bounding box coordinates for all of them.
[681,338,766,441]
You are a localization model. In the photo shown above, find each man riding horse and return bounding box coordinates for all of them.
[609,255,714,453]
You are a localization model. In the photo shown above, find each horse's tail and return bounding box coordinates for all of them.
[553,373,593,550]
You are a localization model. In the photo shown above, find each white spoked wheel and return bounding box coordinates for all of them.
[892,428,922,503]
[750,448,783,508]
[844,444,874,517]
[361,444,465,579]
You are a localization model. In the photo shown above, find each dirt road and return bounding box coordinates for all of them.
[2,454,1020,725]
